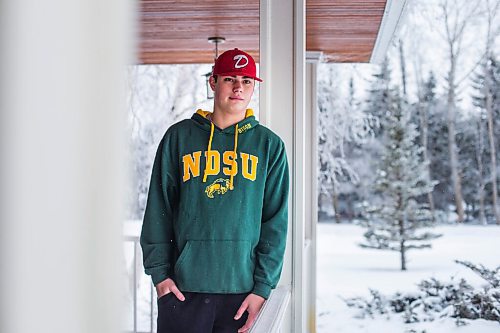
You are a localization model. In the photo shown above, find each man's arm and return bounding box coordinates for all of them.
[235,140,289,332]
[252,140,289,299]
[140,135,178,288]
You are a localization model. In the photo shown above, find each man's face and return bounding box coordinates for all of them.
[210,75,255,115]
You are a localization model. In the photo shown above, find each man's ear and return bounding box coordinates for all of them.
[209,76,216,91]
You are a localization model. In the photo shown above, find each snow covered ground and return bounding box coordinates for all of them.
[317,222,500,333]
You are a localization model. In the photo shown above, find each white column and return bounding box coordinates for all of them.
[0,1,134,333]
[305,53,321,333]
[260,0,306,332]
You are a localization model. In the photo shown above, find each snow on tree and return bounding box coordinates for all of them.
[364,57,391,136]
[420,74,455,216]
[335,75,380,221]
[345,260,500,324]
[455,112,485,221]
[433,0,489,223]
[359,89,441,271]
[471,55,500,224]
[412,71,440,221]
[126,64,210,219]
[452,260,500,323]
[327,1,499,224]
[332,59,394,220]
[317,64,375,220]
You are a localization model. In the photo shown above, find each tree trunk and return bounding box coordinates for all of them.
[418,101,436,221]
[398,193,407,271]
[447,56,465,223]
[399,41,407,97]
[475,118,486,225]
[400,241,406,271]
[485,58,500,225]
[346,196,354,222]
[400,213,407,270]
[332,185,341,224]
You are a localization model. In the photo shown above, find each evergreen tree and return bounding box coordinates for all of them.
[360,90,441,270]
[456,114,484,221]
[423,73,453,213]
[413,71,438,220]
[471,55,500,223]
[365,57,392,136]
[343,58,395,219]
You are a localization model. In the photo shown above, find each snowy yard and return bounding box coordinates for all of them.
[317,222,500,333]
[123,221,500,332]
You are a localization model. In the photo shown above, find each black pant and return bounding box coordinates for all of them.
[157,292,250,333]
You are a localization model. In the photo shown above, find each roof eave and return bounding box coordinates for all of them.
[369,0,409,64]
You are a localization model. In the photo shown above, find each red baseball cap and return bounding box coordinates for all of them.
[212,48,262,82]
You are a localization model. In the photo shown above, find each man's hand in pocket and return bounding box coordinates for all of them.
[156,278,185,301]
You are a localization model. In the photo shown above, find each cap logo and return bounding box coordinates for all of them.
[233,55,249,69]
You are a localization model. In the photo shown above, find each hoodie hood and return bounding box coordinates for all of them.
[191,109,259,135]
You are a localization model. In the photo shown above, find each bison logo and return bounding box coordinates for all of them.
[205,178,231,198]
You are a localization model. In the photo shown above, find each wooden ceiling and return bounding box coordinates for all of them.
[139,0,387,64]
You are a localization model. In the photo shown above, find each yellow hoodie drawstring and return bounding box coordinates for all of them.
[202,121,215,183]
[230,124,239,190]
[202,111,241,191]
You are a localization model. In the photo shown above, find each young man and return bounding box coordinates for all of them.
[140,48,289,333]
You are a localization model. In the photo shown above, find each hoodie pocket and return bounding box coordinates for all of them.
[174,240,254,293]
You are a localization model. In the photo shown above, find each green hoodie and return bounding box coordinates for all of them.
[140,109,289,299]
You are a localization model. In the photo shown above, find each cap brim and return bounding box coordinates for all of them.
[213,71,263,82]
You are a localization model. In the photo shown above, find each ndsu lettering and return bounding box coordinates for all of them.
[182,150,258,182]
